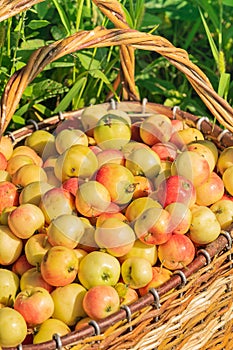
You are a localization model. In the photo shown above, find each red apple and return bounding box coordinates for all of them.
[134,206,173,245]
[0,152,7,170]
[82,285,120,319]
[61,177,79,197]
[158,234,195,270]
[152,175,196,208]
[140,114,173,145]
[139,266,172,296]
[195,171,225,206]
[14,286,54,326]
[0,181,19,214]
[40,245,79,287]
[12,254,33,276]
[115,282,139,305]
[171,150,210,188]
[96,163,135,206]
[151,141,178,161]
[8,203,45,239]
[132,175,154,199]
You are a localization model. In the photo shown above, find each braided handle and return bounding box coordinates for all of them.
[0,0,45,22]
[1,2,233,134]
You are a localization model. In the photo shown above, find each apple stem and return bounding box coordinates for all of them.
[127,183,136,193]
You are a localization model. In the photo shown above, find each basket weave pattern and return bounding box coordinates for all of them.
[1,1,233,350]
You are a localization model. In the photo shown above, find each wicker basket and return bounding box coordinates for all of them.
[1,1,233,349]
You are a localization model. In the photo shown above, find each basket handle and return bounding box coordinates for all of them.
[0,0,45,22]
[1,3,233,134]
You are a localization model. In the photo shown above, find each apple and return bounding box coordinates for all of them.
[165,202,192,234]
[94,217,136,257]
[139,266,172,296]
[39,187,75,224]
[54,144,98,182]
[55,128,88,154]
[47,214,85,248]
[210,199,233,229]
[61,177,79,197]
[121,257,153,289]
[170,119,184,133]
[96,163,135,206]
[0,307,27,347]
[82,285,120,319]
[187,141,217,172]
[158,234,195,270]
[171,150,210,188]
[107,109,131,127]
[132,175,154,199]
[12,163,48,187]
[222,165,233,196]
[96,148,125,167]
[95,210,127,227]
[189,206,221,244]
[125,196,162,223]
[193,139,218,165]
[80,104,108,136]
[78,251,121,289]
[0,205,16,225]
[25,129,57,159]
[0,268,19,306]
[119,239,158,266]
[73,247,88,262]
[20,267,53,293]
[11,145,43,166]
[14,286,54,325]
[40,245,79,287]
[217,146,233,175]
[51,283,87,326]
[125,147,161,179]
[6,154,36,176]
[151,141,178,161]
[131,121,143,142]
[24,233,52,266]
[0,169,11,182]
[93,114,131,150]
[75,180,111,217]
[134,207,172,245]
[12,254,33,276]
[75,316,92,331]
[19,180,54,206]
[170,127,204,149]
[0,181,19,214]
[8,203,45,239]
[153,161,172,189]
[77,217,98,252]
[151,175,196,209]
[195,171,225,206]
[139,114,173,145]
[33,318,71,344]
[114,282,139,305]
[0,225,23,265]
[0,151,7,170]
[121,140,150,158]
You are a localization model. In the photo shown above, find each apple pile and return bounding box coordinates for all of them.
[1,105,233,348]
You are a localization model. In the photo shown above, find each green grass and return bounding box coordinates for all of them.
[0,0,232,131]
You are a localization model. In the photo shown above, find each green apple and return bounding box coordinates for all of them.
[0,307,27,347]
[0,225,23,265]
[125,147,161,178]
[54,144,98,182]
[33,318,71,344]
[55,128,88,154]
[78,251,121,289]
[121,257,153,289]
[93,114,131,150]
[51,283,87,326]
[210,199,233,229]
[0,268,19,306]
[119,239,158,266]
